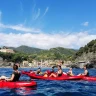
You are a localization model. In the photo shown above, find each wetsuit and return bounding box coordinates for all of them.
[12,71,21,82]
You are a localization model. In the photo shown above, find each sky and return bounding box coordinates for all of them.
[0,0,96,49]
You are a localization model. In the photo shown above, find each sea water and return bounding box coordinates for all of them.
[0,68,96,96]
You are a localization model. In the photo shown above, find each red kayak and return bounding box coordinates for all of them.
[0,80,37,88]
[82,76,96,81]
[22,71,83,81]
[22,71,96,81]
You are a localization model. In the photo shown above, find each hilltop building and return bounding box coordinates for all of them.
[0,46,15,53]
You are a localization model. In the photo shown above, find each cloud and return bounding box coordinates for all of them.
[0,23,41,33]
[82,22,89,26]
[32,6,49,21]
[0,11,2,22]
[34,8,40,20]
[0,31,96,49]
[42,7,49,17]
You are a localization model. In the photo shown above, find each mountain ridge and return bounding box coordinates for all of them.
[8,45,77,55]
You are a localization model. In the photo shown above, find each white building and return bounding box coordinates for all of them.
[0,48,15,53]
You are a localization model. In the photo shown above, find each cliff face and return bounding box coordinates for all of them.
[75,52,96,62]
[74,39,96,68]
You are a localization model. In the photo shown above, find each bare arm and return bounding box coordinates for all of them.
[6,74,14,81]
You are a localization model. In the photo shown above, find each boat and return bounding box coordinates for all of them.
[22,71,96,81]
[22,71,83,81]
[0,80,37,88]
[82,76,96,81]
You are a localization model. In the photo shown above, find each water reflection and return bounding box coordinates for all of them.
[0,86,37,96]
[16,87,37,95]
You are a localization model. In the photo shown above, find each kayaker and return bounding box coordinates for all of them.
[0,64,21,81]
[57,65,63,77]
[43,66,55,77]
[67,68,74,76]
[78,65,89,76]
[51,66,55,73]
[6,64,21,81]
[49,65,63,77]
[35,67,42,75]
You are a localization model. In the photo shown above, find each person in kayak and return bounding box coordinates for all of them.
[67,68,74,76]
[51,66,55,73]
[6,64,21,81]
[0,64,21,81]
[29,67,42,75]
[35,67,43,75]
[43,66,55,77]
[78,65,89,76]
[49,65,63,77]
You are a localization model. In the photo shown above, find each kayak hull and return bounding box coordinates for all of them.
[0,81,37,88]
[29,75,83,80]
[22,71,83,81]
[82,76,96,81]
[22,71,96,81]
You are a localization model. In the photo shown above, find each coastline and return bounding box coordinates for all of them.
[0,66,70,69]
[0,66,95,69]
[0,65,68,69]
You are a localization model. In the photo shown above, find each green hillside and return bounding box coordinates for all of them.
[12,45,43,54]
[74,39,96,59]
[49,47,77,56]
[0,46,77,62]
[10,46,77,56]
[35,47,77,60]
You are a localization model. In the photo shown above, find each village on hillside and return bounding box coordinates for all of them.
[0,46,90,68]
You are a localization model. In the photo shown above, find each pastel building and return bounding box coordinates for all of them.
[0,47,15,53]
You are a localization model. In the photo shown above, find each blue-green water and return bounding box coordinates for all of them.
[0,68,96,96]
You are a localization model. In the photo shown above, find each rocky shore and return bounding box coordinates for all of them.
[0,56,96,68]
[0,61,96,69]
